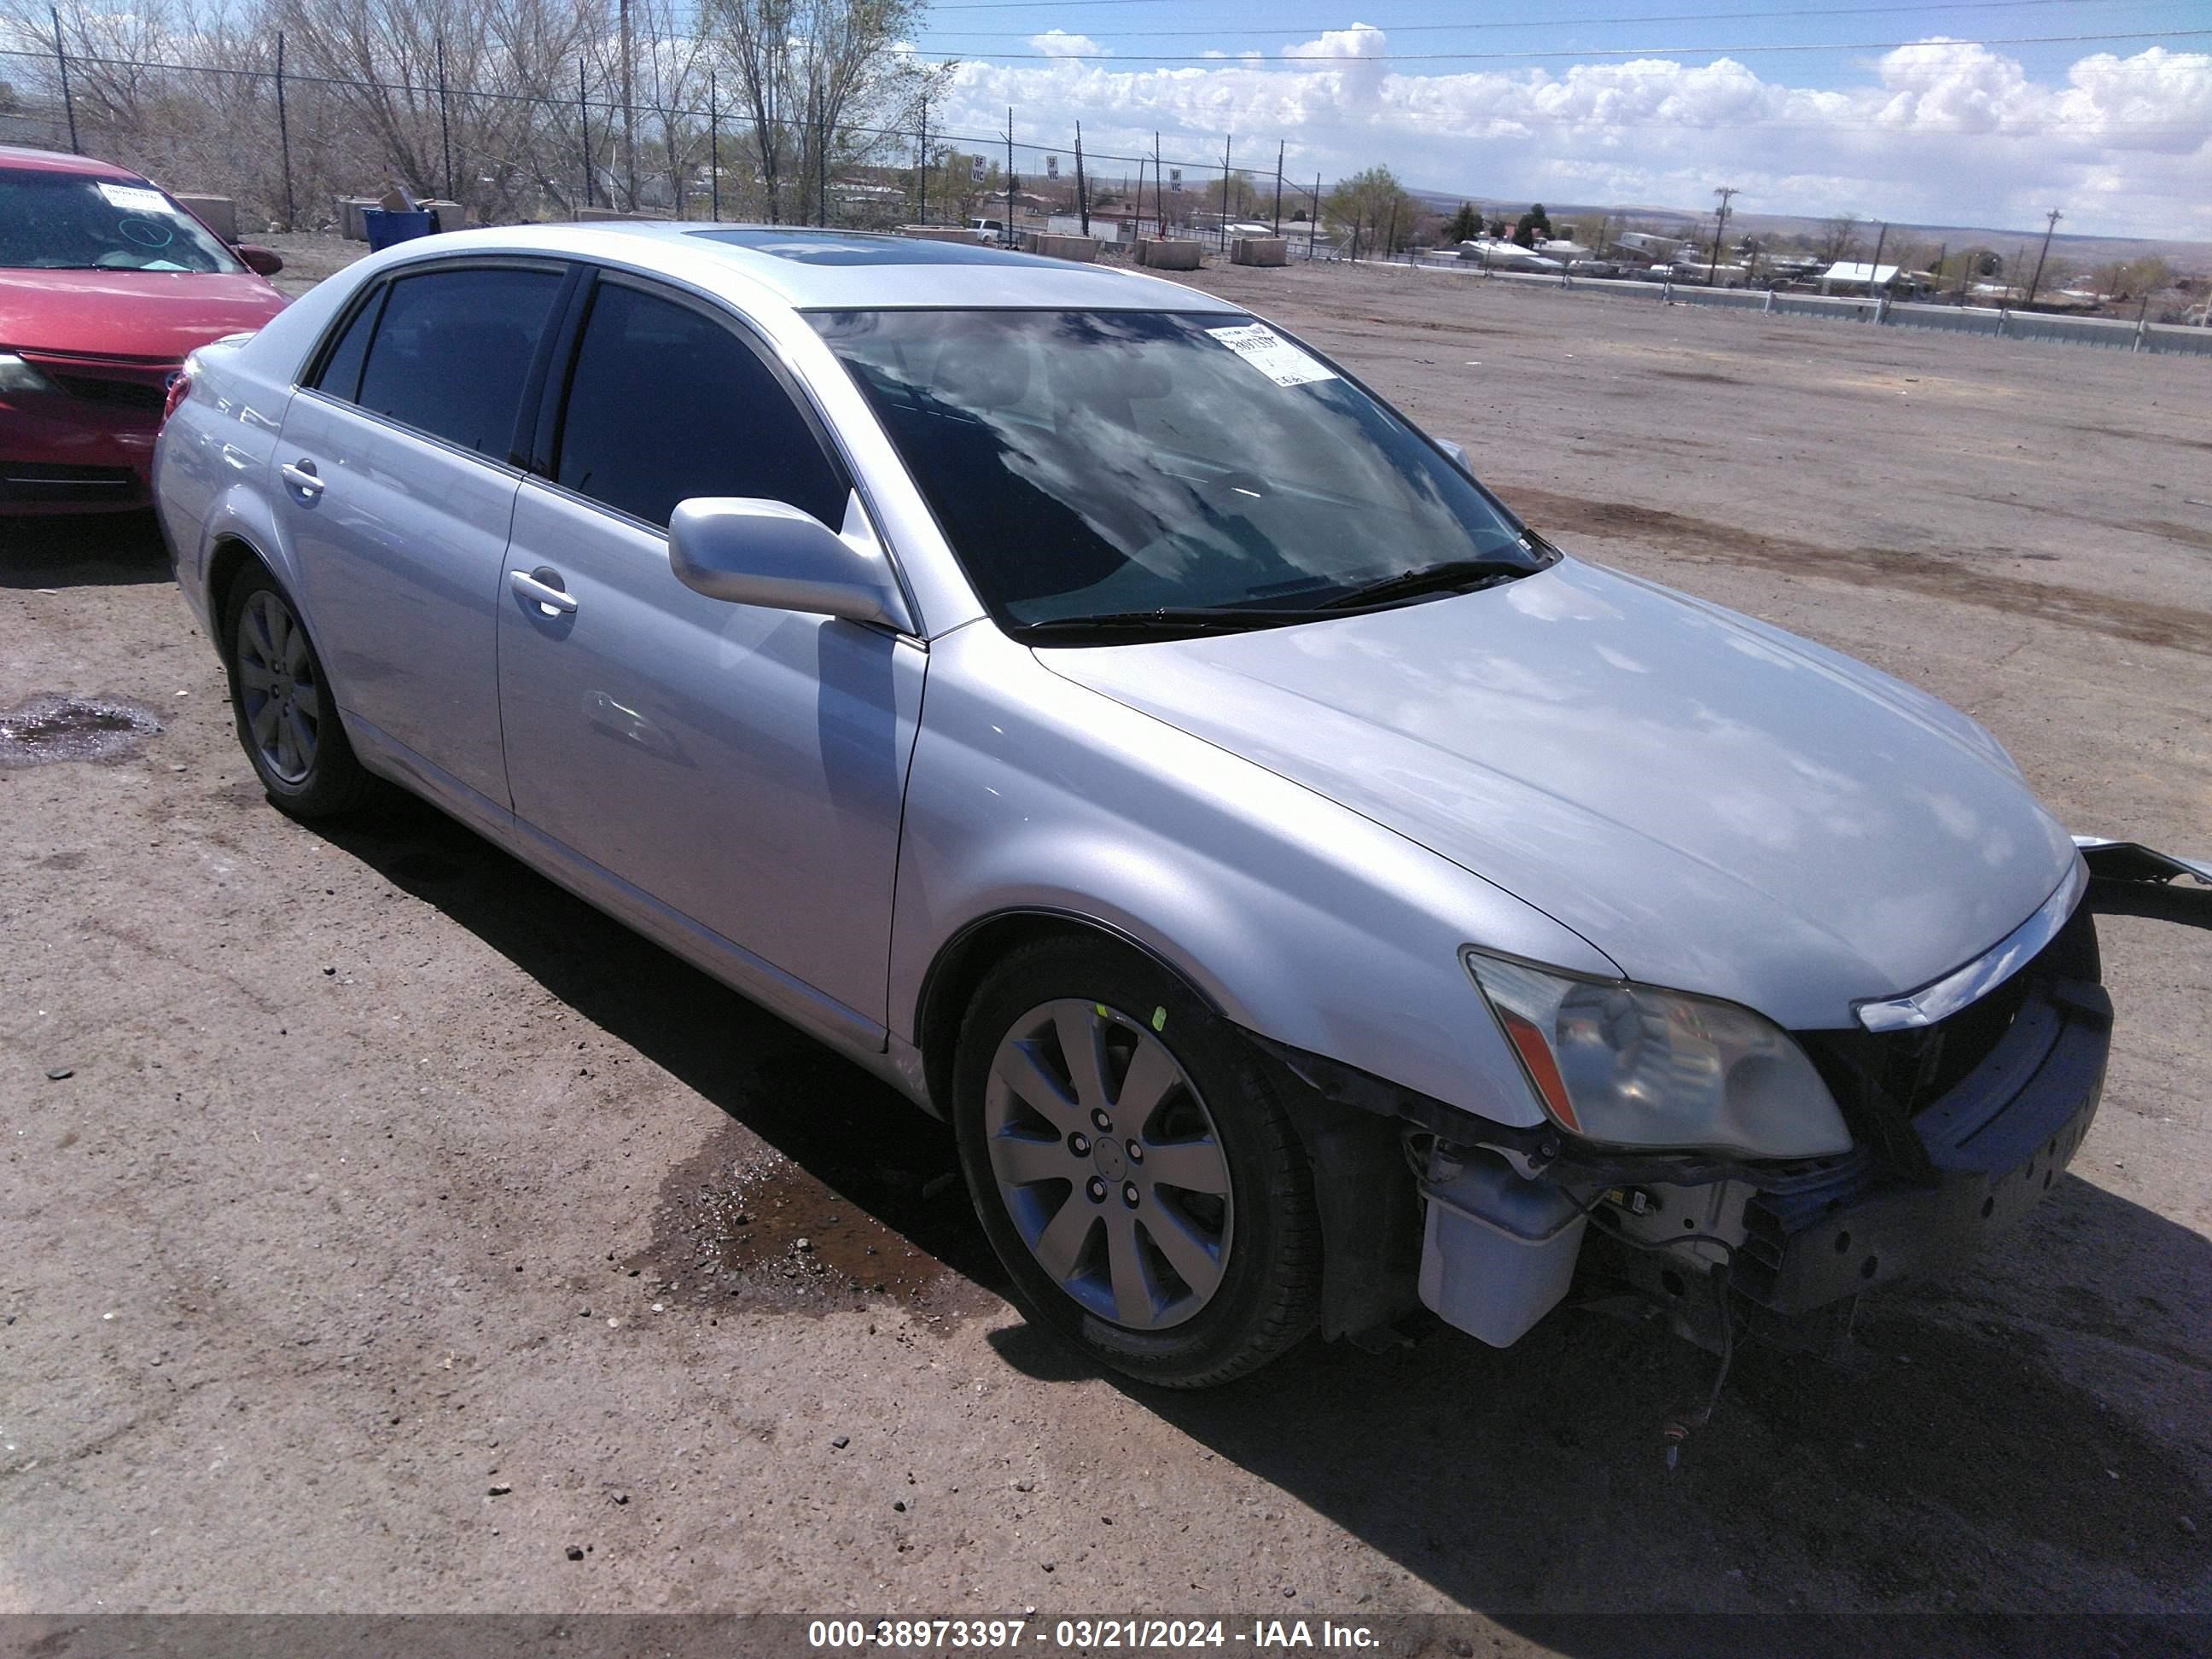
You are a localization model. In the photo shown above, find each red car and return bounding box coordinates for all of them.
[1,145,289,513]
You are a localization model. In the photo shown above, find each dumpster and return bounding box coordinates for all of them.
[363,207,435,250]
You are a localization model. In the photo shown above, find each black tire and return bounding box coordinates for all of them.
[953,935,1321,1388]
[221,564,370,819]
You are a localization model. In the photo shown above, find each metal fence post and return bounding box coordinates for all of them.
[579,60,592,209]
[276,30,295,230]
[435,36,454,202]
[50,6,79,154]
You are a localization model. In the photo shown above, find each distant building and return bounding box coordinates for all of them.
[1820,262,1902,294]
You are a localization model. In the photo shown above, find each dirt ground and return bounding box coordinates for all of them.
[4,247,2210,1641]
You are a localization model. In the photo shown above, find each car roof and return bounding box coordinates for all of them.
[402,222,1237,313]
[0,144,144,182]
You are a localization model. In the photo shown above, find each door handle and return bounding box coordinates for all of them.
[279,459,323,499]
[509,568,578,615]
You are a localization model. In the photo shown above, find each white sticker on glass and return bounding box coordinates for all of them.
[1205,322,1338,387]
[97,183,175,214]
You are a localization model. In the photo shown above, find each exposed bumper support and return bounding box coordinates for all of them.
[1737,969,2110,1313]
[2076,835,2212,932]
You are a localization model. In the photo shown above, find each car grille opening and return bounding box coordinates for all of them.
[50,373,168,415]
[1793,902,2096,1179]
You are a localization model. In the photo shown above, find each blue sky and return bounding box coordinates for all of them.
[896,2,2212,238]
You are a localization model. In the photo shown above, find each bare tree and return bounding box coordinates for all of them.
[1815,212,1863,264]
[705,0,943,226]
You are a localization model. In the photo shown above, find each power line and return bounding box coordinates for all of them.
[903,26,2212,65]
[1,43,2198,141]
[923,0,2167,44]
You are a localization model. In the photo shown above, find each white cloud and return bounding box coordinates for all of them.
[935,29,2212,239]
[1028,30,1106,60]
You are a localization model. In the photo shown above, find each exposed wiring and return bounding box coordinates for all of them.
[1586,1210,1741,1468]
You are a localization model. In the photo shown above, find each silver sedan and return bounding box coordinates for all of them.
[152,224,2197,1387]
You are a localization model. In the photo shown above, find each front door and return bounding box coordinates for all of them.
[495,274,923,1034]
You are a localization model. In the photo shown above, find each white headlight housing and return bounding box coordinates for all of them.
[1464,949,1854,1160]
[0,352,61,395]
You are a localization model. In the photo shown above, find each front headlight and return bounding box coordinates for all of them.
[0,352,61,395]
[1464,949,1854,1159]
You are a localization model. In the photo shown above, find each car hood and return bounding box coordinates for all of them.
[0,268,285,360]
[1037,558,2080,1030]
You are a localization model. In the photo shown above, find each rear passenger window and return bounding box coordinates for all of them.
[312,286,383,402]
[354,267,563,459]
[553,282,847,529]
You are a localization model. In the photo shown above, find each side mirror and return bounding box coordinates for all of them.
[668,497,912,631]
[236,243,285,276]
[1435,438,1470,471]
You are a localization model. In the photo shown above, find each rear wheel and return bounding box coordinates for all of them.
[222,566,369,818]
[953,936,1321,1387]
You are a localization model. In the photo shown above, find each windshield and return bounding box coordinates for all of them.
[810,308,1547,636]
[0,169,242,273]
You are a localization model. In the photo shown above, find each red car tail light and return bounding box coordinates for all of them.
[160,366,194,428]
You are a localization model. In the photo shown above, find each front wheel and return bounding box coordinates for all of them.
[953,936,1321,1388]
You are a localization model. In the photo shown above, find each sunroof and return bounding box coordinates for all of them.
[689,229,1043,267]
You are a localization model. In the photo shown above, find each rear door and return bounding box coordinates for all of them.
[275,260,568,811]
[496,271,923,1035]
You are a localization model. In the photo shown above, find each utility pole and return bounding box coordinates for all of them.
[1220,133,1232,251]
[2025,207,2063,307]
[1868,221,1889,299]
[1708,185,1738,286]
[1272,139,1284,234]
[1311,173,1320,259]
[709,73,720,220]
[1074,121,1089,236]
[1004,107,1016,242]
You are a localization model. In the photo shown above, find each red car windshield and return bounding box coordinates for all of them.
[0,168,242,274]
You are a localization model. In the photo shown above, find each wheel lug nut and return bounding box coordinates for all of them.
[1091,1109,1112,1132]
[1086,1177,1108,1203]
[1069,1132,1090,1156]
[1122,1182,1140,1208]
[1125,1139,1143,1163]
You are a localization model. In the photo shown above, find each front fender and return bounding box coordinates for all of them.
[890,623,1620,1126]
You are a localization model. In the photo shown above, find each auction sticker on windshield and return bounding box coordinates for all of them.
[97,183,174,214]
[1207,322,1338,387]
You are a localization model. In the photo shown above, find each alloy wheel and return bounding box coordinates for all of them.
[983,998,1234,1330]
[236,589,323,785]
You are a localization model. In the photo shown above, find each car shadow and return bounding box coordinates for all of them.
[307,787,1007,1297]
[988,1173,2212,1623]
[312,787,2209,1624]
[1,509,173,587]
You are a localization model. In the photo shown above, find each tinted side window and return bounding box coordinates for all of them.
[554,282,846,529]
[311,284,383,401]
[356,267,562,458]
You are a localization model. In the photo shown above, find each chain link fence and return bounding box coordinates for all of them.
[0,37,1330,252]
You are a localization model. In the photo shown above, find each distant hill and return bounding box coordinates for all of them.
[1404,188,2212,274]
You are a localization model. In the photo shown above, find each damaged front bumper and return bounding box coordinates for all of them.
[1258,836,2207,1352]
